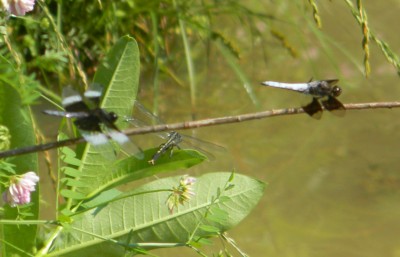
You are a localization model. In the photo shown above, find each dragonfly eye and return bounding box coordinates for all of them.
[109,112,118,122]
[332,86,342,97]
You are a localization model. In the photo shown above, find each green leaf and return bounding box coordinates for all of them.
[93,35,141,129]
[48,172,266,256]
[62,167,82,178]
[199,224,221,233]
[206,213,227,223]
[209,206,229,217]
[60,146,78,159]
[193,237,213,246]
[61,156,82,167]
[0,84,39,257]
[81,189,123,209]
[60,190,87,200]
[84,148,206,199]
[74,35,141,196]
[61,178,88,188]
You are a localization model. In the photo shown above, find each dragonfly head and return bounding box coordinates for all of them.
[331,86,342,97]
[108,111,118,122]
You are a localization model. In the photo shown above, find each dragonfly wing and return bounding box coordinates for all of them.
[42,110,68,117]
[62,86,90,113]
[324,79,339,86]
[133,101,166,124]
[42,110,90,118]
[84,83,103,106]
[181,134,226,152]
[127,102,170,140]
[127,117,169,140]
[129,101,224,160]
[81,131,109,145]
[180,140,216,161]
[179,134,226,161]
[108,130,144,159]
[302,98,323,119]
[321,96,346,116]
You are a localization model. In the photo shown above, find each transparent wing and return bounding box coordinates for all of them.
[108,130,144,159]
[127,101,225,161]
[324,79,339,86]
[180,134,226,158]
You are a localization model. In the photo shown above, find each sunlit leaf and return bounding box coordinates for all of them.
[60,190,87,200]
[73,36,141,197]
[48,172,266,256]
[84,148,206,199]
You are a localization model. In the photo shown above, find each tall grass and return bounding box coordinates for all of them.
[2,0,399,109]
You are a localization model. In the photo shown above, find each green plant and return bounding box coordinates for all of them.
[0,35,265,257]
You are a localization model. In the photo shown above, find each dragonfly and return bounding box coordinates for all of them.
[126,101,225,165]
[260,79,345,119]
[147,131,183,165]
[43,84,143,158]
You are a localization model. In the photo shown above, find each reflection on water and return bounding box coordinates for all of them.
[150,0,400,256]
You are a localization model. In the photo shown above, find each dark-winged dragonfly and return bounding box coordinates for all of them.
[260,79,345,119]
[43,84,143,158]
[126,101,225,165]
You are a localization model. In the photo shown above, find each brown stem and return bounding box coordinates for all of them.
[1,101,399,159]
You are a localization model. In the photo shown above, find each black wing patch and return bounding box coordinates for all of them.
[302,98,323,119]
[61,86,91,113]
[321,96,346,116]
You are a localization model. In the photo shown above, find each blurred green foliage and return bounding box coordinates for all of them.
[1,0,277,106]
[1,0,399,107]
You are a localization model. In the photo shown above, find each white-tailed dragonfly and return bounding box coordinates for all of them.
[43,84,143,157]
[260,79,345,119]
[126,101,225,165]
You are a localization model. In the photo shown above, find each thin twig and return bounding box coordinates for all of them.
[0,101,399,159]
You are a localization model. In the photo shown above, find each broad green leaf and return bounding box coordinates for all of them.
[47,172,266,256]
[74,35,141,196]
[84,148,207,199]
[0,84,39,257]
[81,188,123,209]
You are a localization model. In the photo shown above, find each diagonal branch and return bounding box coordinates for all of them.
[1,101,399,159]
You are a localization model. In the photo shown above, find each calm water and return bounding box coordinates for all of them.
[150,1,400,256]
